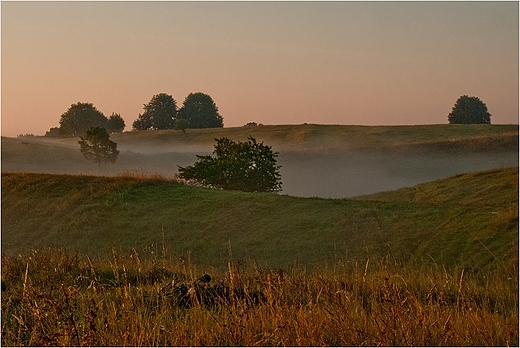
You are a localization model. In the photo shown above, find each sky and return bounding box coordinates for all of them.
[1,1,518,137]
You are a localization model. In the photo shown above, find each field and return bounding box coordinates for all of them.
[1,124,519,346]
[1,248,517,346]
[2,167,518,271]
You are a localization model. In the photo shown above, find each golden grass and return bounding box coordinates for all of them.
[114,169,179,182]
[2,248,517,346]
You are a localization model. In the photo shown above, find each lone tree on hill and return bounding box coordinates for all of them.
[448,95,491,124]
[78,126,119,166]
[178,136,282,193]
[177,92,223,129]
[132,93,177,130]
[59,102,108,137]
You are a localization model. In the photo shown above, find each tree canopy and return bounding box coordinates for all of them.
[59,102,108,137]
[58,102,125,137]
[78,126,119,166]
[178,137,282,193]
[178,92,223,129]
[448,95,491,124]
[106,113,126,133]
[132,93,177,130]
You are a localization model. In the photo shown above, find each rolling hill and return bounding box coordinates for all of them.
[2,124,518,198]
[2,167,517,272]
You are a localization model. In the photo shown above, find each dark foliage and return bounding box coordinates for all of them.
[159,274,265,309]
[178,136,282,193]
[448,95,491,124]
[106,113,125,133]
[78,127,119,166]
[133,93,177,130]
[177,92,223,129]
[45,127,61,137]
[59,102,108,137]
[244,122,262,127]
[174,118,190,133]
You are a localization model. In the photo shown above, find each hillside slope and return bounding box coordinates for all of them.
[113,123,519,152]
[7,123,519,152]
[2,167,517,271]
[2,124,518,198]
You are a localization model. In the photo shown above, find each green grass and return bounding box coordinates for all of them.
[2,167,518,273]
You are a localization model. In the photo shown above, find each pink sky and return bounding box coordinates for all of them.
[1,1,518,137]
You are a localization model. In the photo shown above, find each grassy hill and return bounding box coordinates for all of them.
[7,123,519,152]
[2,124,518,198]
[2,167,517,272]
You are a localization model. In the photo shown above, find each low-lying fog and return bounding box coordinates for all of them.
[2,137,518,198]
[278,151,518,198]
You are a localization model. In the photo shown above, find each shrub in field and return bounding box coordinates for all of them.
[178,136,282,193]
[159,274,266,309]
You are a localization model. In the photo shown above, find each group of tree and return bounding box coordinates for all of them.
[64,93,489,192]
[58,102,125,137]
[53,92,222,169]
[54,91,222,137]
[132,92,223,131]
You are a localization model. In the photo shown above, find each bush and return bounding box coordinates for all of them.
[45,127,61,137]
[178,136,282,193]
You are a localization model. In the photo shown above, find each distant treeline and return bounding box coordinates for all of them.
[46,92,225,137]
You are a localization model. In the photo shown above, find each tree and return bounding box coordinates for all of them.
[45,127,61,137]
[448,95,491,124]
[177,92,223,129]
[78,127,119,166]
[133,93,177,130]
[178,137,282,193]
[59,102,108,137]
[106,113,126,133]
[244,122,262,127]
[175,119,190,134]
[132,113,152,131]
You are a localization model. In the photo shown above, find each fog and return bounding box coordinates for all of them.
[278,151,518,198]
[2,136,518,198]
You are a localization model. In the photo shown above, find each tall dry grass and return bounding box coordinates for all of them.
[1,248,518,346]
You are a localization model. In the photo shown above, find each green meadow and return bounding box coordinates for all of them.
[1,167,518,272]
